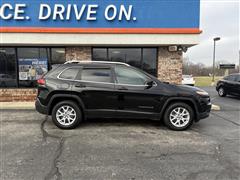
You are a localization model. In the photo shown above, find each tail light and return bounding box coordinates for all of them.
[37,78,45,85]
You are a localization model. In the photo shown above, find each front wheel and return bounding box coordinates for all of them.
[164,103,194,131]
[52,101,82,129]
[218,87,227,97]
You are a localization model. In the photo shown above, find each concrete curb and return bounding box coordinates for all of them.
[0,102,35,110]
[211,104,221,111]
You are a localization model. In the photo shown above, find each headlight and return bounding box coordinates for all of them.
[196,91,209,96]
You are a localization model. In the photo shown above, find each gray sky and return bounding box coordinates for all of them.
[184,0,239,66]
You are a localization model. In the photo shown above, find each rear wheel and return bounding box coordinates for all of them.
[52,101,82,129]
[218,87,226,97]
[164,103,194,131]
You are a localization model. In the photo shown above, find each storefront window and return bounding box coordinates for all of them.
[109,48,142,69]
[92,48,107,61]
[18,48,49,87]
[0,47,66,88]
[0,48,17,87]
[51,48,66,65]
[143,48,157,76]
[93,48,157,76]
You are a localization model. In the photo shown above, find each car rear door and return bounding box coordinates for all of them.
[113,65,163,119]
[72,65,117,118]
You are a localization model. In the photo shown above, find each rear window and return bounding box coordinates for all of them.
[59,68,79,80]
[224,75,236,81]
[81,68,112,83]
[183,75,192,78]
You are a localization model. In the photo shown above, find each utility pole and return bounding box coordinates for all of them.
[212,37,221,85]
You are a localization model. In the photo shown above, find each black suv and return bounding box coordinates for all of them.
[216,73,240,97]
[35,61,211,131]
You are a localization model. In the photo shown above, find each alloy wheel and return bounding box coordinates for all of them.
[169,107,190,128]
[56,105,77,126]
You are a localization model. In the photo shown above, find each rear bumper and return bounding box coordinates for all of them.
[35,98,48,115]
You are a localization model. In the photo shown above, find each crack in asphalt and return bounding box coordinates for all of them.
[40,115,65,180]
[211,112,240,126]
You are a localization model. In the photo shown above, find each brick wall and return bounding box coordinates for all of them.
[66,47,92,61]
[157,47,183,84]
[0,89,37,102]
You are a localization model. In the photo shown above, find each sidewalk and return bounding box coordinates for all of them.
[0,102,35,110]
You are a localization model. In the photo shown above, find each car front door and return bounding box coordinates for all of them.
[233,75,240,95]
[224,75,237,94]
[72,66,117,118]
[113,65,163,119]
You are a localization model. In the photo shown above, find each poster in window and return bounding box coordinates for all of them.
[18,58,48,80]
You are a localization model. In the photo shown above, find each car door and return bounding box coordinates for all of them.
[233,74,240,95]
[72,65,117,118]
[224,75,237,94]
[113,65,163,119]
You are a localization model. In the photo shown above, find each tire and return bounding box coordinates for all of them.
[218,87,227,97]
[52,100,82,129]
[164,102,194,131]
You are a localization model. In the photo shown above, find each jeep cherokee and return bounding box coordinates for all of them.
[35,61,212,131]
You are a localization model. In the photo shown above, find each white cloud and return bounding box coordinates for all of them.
[184,0,239,66]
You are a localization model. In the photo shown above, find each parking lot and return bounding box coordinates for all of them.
[1,87,240,180]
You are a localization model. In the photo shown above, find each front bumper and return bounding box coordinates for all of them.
[35,98,48,115]
[196,102,212,122]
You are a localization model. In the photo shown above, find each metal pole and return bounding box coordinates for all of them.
[239,50,240,73]
[212,40,216,83]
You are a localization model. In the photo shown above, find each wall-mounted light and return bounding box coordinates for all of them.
[177,46,188,53]
[168,46,178,52]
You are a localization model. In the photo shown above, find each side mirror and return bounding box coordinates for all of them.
[145,80,155,89]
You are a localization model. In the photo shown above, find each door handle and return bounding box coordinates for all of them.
[75,84,86,88]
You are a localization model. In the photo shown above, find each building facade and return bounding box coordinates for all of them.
[0,0,200,101]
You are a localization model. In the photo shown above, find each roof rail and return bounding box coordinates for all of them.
[64,60,130,66]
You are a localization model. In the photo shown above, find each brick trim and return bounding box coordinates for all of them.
[0,89,37,102]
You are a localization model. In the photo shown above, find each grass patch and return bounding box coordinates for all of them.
[195,76,222,87]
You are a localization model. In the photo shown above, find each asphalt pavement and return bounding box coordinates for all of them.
[0,86,239,180]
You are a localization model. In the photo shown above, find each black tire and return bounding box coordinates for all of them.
[52,100,82,129]
[164,102,194,131]
[218,87,227,97]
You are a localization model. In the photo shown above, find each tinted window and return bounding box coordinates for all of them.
[224,75,236,81]
[93,48,157,77]
[92,48,108,61]
[143,48,157,76]
[59,68,79,80]
[0,48,17,87]
[51,48,66,65]
[109,48,142,69]
[234,75,240,82]
[81,68,111,83]
[115,66,150,85]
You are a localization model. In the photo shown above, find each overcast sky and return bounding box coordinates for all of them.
[184,0,239,66]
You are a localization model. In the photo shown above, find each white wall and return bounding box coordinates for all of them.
[0,33,199,46]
